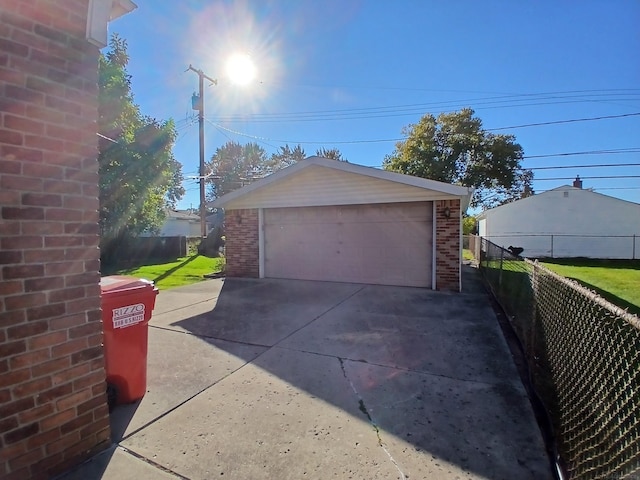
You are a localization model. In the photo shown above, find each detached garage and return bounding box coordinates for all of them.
[211,157,471,291]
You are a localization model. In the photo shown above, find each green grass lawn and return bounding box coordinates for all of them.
[463,249,474,261]
[542,259,640,316]
[111,255,225,290]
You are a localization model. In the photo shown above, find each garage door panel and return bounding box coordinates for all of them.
[264,202,433,287]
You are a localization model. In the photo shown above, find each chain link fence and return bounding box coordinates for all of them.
[477,237,640,480]
[480,234,639,259]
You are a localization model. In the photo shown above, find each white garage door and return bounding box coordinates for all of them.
[264,202,433,287]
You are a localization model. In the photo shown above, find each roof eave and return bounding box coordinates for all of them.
[210,156,472,208]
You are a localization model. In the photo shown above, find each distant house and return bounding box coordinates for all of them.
[154,209,201,237]
[477,180,640,259]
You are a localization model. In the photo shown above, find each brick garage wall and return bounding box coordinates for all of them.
[0,1,110,478]
[435,199,461,291]
[224,209,259,278]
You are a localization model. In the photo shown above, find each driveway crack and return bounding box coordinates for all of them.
[338,358,407,480]
[119,446,189,479]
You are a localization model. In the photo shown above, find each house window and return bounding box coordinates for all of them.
[563,191,569,198]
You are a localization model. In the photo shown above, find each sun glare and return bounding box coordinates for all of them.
[225,53,256,86]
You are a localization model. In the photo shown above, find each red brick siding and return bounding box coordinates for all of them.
[224,209,259,278]
[0,1,110,478]
[435,199,461,291]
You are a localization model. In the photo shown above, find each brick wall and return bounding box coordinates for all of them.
[224,209,259,278]
[435,199,461,291]
[0,1,111,478]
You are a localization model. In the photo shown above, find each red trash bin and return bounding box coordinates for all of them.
[100,276,159,406]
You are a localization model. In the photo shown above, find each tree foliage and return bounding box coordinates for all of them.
[316,147,347,162]
[207,142,324,200]
[383,108,532,209]
[267,144,306,172]
[98,35,185,251]
[204,142,351,201]
[205,141,269,199]
[462,215,477,235]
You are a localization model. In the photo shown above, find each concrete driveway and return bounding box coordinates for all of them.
[59,268,553,480]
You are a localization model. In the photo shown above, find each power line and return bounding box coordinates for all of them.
[261,85,640,97]
[538,186,640,193]
[523,148,640,159]
[529,163,640,171]
[205,113,640,147]
[535,175,640,181]
[488,112,640,131]
[207,91,640,123]
[96,132,118,143]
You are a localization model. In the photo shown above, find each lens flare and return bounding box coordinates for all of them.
[225,53,256,86]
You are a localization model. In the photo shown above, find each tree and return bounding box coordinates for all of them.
[267,144,306,172]
[462,215,477,235]
[98,35,185,255]
[383,108,532,209]
[316,147,347,162]
[205,141,269,199]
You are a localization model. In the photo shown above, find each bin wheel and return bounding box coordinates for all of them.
[107,383,118,411]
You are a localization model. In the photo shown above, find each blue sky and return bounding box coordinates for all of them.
[109,1,640,211]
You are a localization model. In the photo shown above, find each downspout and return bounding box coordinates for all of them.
[459,203,463,292]
[432,202,437,290]
[258,208,265,278]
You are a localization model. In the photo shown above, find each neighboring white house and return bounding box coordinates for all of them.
[154,209,201,237]
[477,183,640,259]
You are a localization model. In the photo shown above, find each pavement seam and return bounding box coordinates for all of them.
[272,344,527,390]
[117,360,255,443]
[338,357,407,480]
[118,446,190,479]
[148,324,271,349]
[270,284,368,349]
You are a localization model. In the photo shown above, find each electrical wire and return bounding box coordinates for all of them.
[523,148,640,159]
[528,163,640,171]
[207,90,640,123]
[535,175,640,181]
[488,112,640,131]
[204,113,640,147]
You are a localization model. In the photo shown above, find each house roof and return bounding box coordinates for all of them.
[210,156,473,210]
[476,185,640,219]
[165,209,200,220]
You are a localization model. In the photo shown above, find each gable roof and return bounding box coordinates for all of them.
[165,209,200,220]
[210,156,472,210]
[477,185,640,219]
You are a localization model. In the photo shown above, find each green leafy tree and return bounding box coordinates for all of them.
[205,141,269,199]
[462,215,477,235]
[383,108,531,209]
[98,35,185,255]
[316,147,347,162]
[267,144,306,172]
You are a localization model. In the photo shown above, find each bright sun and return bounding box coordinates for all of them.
[225,53,256,86]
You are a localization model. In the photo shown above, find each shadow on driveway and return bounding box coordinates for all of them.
[103,267,553,480]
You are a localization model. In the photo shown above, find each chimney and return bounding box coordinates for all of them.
[572,175,582,189]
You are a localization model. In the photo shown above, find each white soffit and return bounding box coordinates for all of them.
[87,0,137,48]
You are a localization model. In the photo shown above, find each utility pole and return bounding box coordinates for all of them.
[187,65,217,238]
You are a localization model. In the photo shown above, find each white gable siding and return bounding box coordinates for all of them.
[481,188,640,258]
[224,165,459,209]
[158,218,201,237]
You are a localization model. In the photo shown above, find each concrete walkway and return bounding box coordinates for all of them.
[58,267,553,479]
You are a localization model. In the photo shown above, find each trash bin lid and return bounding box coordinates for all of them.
[100,276,156,296]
